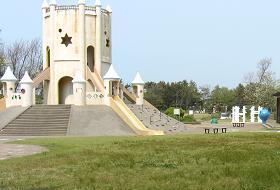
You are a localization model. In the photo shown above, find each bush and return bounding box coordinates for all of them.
[0,94,4,99]
[182,115,197,123]
[165,107,185,119]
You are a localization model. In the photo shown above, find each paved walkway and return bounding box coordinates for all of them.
[0,137,47,161]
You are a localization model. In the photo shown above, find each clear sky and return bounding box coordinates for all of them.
[1,0,280,88]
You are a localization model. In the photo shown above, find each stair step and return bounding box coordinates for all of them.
[3,105,71,136]
[11,118,69,124]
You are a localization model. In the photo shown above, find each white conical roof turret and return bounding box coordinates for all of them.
[106,5,112,13]
[42,0,49,9]
[132,72,145,85]
[50,0,57,6]
[78,0,85,5]
[95,0,101,6]
[0,66,17,82]
[104,65,120,80]
[20,72,33,84]
[72,72,86,83]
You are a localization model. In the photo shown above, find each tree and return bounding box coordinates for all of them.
[234,84,247,107]
[243,58,278,110]
[210,86,235,112]
[5,39,43,89]
[199,85,211,111]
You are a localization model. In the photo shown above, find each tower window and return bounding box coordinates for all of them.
[46,47,50,67]
[87,46,95,72]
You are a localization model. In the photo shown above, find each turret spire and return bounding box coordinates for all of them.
[106,5,112,13]
[78,0,85,5]
[0,66,17,82]
[50,0,57,6]
[42,0,49,9]
[95,0,101,7]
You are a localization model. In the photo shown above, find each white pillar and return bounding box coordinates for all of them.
[95,0,102,75]
[232,107,235,123]
[5,81,16,98]
[106,5,113,64]
[20,72,34,107]
[78,0,86,77]
[131,72,145,105]
[242,106,246,123]
[235,106,240,123]
[72,72,86,106]
[258,106,263,123]
[49,0,56,104]
[134,84,144,105]
[42,0,49,69]
[104,79,110,106]
[250,106,255,123]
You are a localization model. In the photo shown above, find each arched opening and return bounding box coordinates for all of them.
[87,46,95,72]
[46,47,50,68]
[58,77,73,104]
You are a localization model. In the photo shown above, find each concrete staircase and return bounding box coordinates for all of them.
[0,105,71,136]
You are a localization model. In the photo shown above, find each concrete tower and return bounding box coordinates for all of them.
[131,72,145,105]
[41,0,112,105]
[0,67,17,107]
[20,72,34,107]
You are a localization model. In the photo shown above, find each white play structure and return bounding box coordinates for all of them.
[232,106,263,123]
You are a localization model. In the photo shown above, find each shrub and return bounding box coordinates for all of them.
[182,115,197,123]
[165,107,185,119]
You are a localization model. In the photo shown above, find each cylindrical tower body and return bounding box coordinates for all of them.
[21,83,33,107]
[42,1,112,105]
[95,3,102,75]
[135,84,144,105]
[20,72,34,107]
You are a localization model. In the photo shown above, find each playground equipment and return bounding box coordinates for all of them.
[250,106,262,123]
[232,106,263,123]
[259,108,270,124]
[232,106,246,123]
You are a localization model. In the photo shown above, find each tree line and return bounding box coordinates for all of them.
[145,58,280,113]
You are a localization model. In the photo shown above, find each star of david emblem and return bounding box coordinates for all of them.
[61,33,72,47]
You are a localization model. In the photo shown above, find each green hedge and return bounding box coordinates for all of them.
[165,107,185,119]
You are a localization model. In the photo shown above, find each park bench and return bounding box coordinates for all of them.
[232,122,245,128]
[204,128,227,134]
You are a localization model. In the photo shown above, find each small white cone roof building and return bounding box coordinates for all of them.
[132,72,145,85]
[78,0,86,5]
[104,65,120,80]
[42,0,49,8]
[95,0,102,6]
[0,66,17,82]
[106,5,112,13]
[20,72,33,84]
[50,0,57,6]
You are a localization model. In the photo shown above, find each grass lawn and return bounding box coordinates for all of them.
[1,133,280,190]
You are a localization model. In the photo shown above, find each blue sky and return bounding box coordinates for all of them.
[1,0,280,88]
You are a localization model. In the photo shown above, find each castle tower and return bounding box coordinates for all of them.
[41,0,112,105]
[131,72,145,105]
[20,72,34,107]
[0,67,17,107]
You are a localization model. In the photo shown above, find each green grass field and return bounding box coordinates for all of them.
[1,133,280,190]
